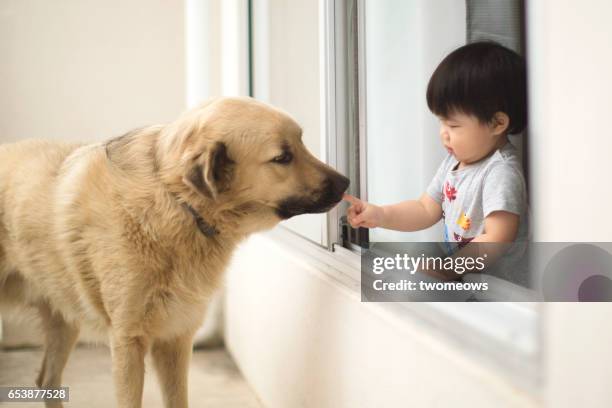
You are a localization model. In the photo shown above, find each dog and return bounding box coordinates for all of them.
[0,97,349,408]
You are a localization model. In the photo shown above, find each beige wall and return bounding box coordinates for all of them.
[0,0,186,143]
[0,0,187,346]
[0,0,248,347]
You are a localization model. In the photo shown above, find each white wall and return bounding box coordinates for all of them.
[528,1,612,407]
[186,0,218,106]
[527,0,612,242]
[225,231,538,408]
[186,0,249,105]
[0,0,186,143]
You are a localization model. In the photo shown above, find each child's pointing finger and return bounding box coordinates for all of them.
[342,193,362,206]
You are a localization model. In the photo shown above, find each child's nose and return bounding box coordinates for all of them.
[439,126,450,142]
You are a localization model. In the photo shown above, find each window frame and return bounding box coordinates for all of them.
[322,0,369,251]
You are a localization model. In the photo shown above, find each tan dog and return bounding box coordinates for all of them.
[0,97,349,408]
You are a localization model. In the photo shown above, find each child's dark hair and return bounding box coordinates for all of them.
[426,41,527,134]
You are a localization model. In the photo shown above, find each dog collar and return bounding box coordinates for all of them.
[181,202,219,237]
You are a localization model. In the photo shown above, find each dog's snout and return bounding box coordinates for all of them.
[275,172,350,220]
[329,173,350,195]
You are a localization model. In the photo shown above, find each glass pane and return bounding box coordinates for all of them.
[364,0,466,242]
[251,0,325,244]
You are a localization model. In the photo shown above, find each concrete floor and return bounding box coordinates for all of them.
[0,345,262,408]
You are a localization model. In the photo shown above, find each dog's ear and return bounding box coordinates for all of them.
[184,142,234,199]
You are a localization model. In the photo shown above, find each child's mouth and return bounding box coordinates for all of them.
[445,146,454,155]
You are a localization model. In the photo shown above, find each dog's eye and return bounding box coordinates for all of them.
[271,151,293,164]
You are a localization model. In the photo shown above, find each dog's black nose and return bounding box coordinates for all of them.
[330,174,350,195]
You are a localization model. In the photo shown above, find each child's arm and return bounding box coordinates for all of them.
[422,211,520,281]
[472,210,519,243]
[343,193,442,231]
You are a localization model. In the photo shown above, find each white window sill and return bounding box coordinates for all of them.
[263,225,542,397]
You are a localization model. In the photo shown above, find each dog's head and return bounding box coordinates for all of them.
[158,97,350,233]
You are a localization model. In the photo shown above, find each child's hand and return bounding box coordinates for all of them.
[342,194,384,228]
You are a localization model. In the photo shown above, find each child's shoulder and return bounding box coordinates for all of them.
[482,145,526,191]
[482,143,523,174]
[491,142,521,165]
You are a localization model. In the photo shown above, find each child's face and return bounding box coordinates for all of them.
[437,111,507,166]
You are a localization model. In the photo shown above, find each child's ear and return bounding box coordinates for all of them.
[491,112,510,136]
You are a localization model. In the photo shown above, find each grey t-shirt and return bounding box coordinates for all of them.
[426,142,530,283]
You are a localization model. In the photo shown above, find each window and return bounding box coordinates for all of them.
[249,0,328,245]
[360,0,467,243]
[350,0,539,387]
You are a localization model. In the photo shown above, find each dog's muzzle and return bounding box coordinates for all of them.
[276,173,350,219]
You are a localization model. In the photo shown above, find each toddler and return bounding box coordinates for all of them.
[344,41,529,281]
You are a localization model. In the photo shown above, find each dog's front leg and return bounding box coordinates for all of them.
[151,334,194,408]
[110,334,148,408]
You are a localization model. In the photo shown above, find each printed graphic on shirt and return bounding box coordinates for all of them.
[453,232,475,249]
[456,212,471,231]
[444,181,457,202]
